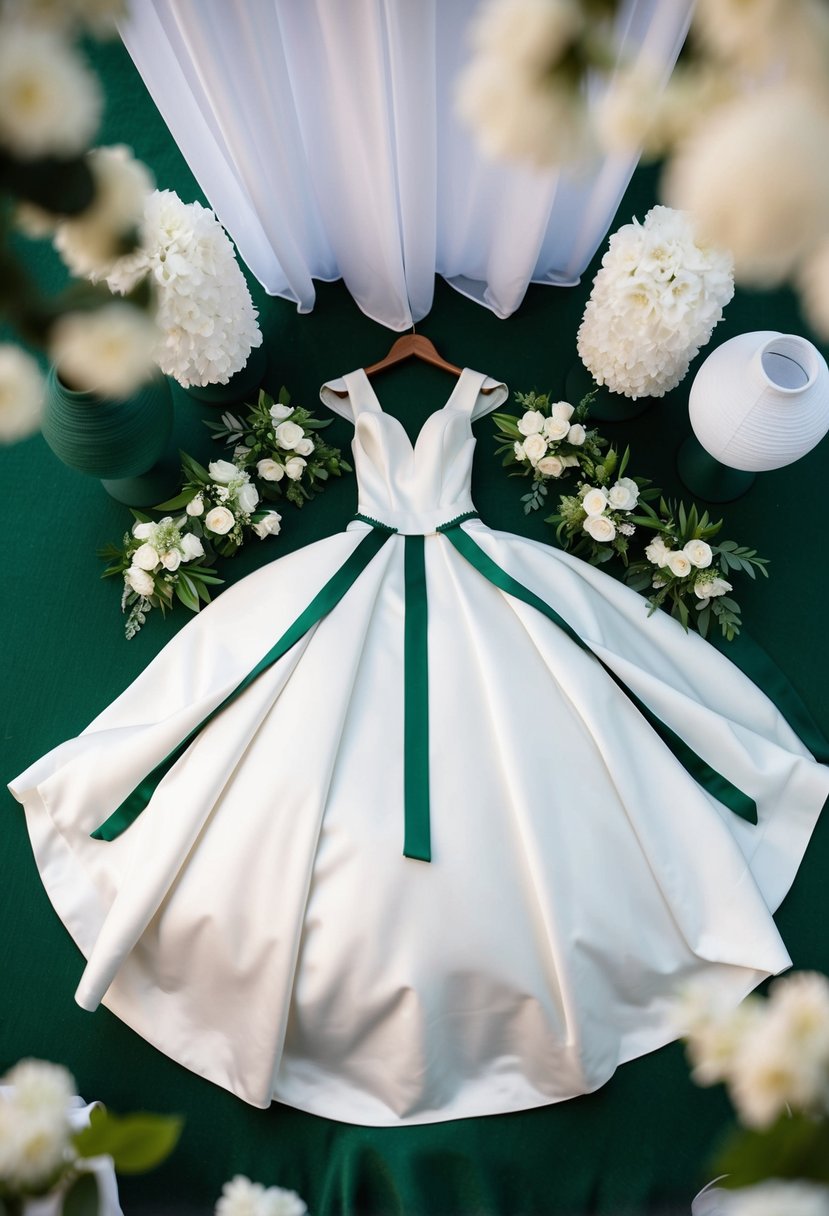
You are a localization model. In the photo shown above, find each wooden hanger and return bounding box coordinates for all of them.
[328,329,494,395]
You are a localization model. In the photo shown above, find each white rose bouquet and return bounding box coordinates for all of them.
[624,499,768,640]
[492,389,606,513]
[205,387,352,509]
[546,445,657,566]
[577,206,734,399]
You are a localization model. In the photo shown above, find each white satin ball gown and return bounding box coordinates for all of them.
[10,368,829,1125]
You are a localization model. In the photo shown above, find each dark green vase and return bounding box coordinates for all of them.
[182,341,267,404]
[565,360,651,422]
[677,434,756,503]
[42,368,179,506]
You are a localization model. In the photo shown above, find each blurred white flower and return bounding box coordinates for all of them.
[596,63,666,157]
[798,239,829,341]
[0,1060,75,1190]
[466,0,583,73]
[5,0,128,39]
[216,1174,307,1216]
[0,23,101,158]
[692,0,829,80]
[711,1180,829,1216]
[4,1060,74,1118]
[50,303,156,398]
[54,145,154,280]
[252,511,282,540]
[0,345,45,443]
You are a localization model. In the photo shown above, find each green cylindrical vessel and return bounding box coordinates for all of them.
[182,341,267,404]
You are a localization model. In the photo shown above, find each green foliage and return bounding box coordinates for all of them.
[73,1106,182,1175]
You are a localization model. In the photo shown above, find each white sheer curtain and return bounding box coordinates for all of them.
[120,0,693,330]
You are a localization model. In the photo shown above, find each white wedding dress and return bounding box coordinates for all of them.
[10,368,829,1125]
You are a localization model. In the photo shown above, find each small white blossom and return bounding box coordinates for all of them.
[517,409,545,436]
[0,344,45,443]
[204,506,235,535]
[186,494,204,516]
[581,487,608,517]
[522,432,547,465]
[513,440,527,461]
[257,458,284,482]
[537,454,564,477]
[180,533,204,561]
[252,511,282,539]
[274,420,305,450]
[50,303,156,398]
[284,457,306,481]
[269,403,293,422]
[294,437,315,457]
[683,538,713,568]
[208,460,239,485]
[607,477,639,511]
[645,535,671,567]
[693,575,732,600]
[124,566,154,597]
[584,514,616,543]
[667,551,693,578]
[132,542,159,571]
[566,423,586,446]
[542,415,570,441]
[550,401,574,421]
[236,481,260,514]
[216,1174,308,1216]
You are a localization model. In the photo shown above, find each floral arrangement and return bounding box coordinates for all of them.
[0,1056,180,1213]
[680,971,829,1212]
[492,389,605,512]
[103,188,263,388]
[576,206,734,399]
[546,445,658,565]
[205,387,352,508]
[216,1175,308,1216]
[625,500,768,640]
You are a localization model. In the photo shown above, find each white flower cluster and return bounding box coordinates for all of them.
[106,189,263,388]
[124,516,205,599]
[0,1059,74,1191]
[216,1174,307,1216]
[255,400,315,485]
[0,344,45,443]
[513,401,584,477]
[194,460,281,541]
[645,534,731,603]
[577,206,734,399]
[579,477,639,544]
[681,971,829,1130]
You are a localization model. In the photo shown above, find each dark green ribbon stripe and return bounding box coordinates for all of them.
[403,535,431,861]
[91,527,392,841]
[441,525,759,825]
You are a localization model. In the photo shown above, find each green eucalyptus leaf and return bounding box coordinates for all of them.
[74,1108,183,1174]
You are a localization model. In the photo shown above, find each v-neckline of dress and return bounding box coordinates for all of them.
[353,367,474,459]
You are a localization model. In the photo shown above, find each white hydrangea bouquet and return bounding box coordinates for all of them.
[546,446,658,566]
[0,1056,180,1213]
[680,971,829,1212]
[206,387,352,509]
[493,389,606,512]
[104,188,263,388]
[624,499,768,640]
[577,205,734,399]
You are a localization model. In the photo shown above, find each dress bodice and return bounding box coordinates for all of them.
[320,368,508,533]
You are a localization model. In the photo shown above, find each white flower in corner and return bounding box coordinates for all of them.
[204,506,235,535]
[236,480,260,514]
[284,457,307,481]
[186,494,204,516]
[0,345,45,443]
[581,487,608,517]
[517,409,545,436]
[253,512,282,540]
[125,566,155,597]
[257,458,285,482]
[522,433,547,465]
[269,402,293,423]
[180,533,204,561]
[584,514,616,543]
[566,423,586,446]
[208,460,240,485]
[543,415,570,441]
[274,420,305,450]
[645,535,671,567]
[537,455,564,477]
[50,303,156,399]
[693,575,732,599]
[667,551,693,578]
[683,538,713,568]
[607,477,639,511]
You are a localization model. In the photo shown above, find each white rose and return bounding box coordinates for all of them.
[284,456,307,481]
[645,535,671,567]
[562,454,580,468]
[513,440,527,461]
[132,542,159,571]
[584,514,617,543]
[186,494,204,516]
[537,455,564,477]
[125,566,154,597]
[252,511,283,539]
[236,481,259,514]
[694,575,732,599]
[180,533,204,561]
[607,477,639,511]
[683,538,713,568]
[131,521,154,539]
[295,436,315,456]
[204,506,235,535]
[522,433,548,465]
[543,415,570,441]
[257,458,285,482]
[517,410,545,436]
[274,420,305,450]
[582,487,608,517]
[161,549,181,571]
[566,423,586,446]
[551,401,575,421]
[269,402,293,422]
[667,551,693,578]
[208,459,239,485]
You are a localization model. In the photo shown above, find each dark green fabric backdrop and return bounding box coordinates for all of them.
[1,37,827,1216]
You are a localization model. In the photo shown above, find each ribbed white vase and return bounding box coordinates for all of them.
[689,331,829,471]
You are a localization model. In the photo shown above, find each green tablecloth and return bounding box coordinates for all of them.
[2,38,828,1216]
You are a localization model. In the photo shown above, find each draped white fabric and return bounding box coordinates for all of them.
[120,0,693,330]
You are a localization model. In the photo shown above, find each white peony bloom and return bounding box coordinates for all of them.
[645,535,671,567]
[53,145,153,281]
[252,511,283,539]
[124,565,154,597]
[667,551,692,578]
[596,63,666,157]
[550,401,574,422]
[693,575,732,600]
[236,480,259,514]
[584,514,616,543]
[269,402,293,422]
[581,487,608,517]
[714,1180,829,1216]
[543,415,570,441]
[522,432,547,465]
[180,533,204,561]
[50,303,156,398]
[607,478,639,511]
[513,440,527,462]
[730,1015,825,1128]
[537,455,564,477]
[664,88,829,288]
[204,506,235,535]
[294,436,315,457]
[566,423,586,446]
[683,538,713,569]
[208,460,240,485]
[0,23,101,159]
[517,409,545,436]
[257,458,285,482]
[132,543,159,571]
[274,420,305,450]
[284,457,306,481]
[0,344,45,443]
[186,494,204,516]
